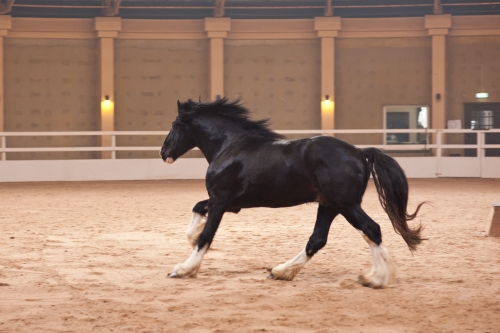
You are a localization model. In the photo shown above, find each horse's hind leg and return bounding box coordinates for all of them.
[270,204,338,281]
[187,199,209,248]
[341,205,396,289]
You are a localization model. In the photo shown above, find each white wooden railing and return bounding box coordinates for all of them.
[1,128,500,157]
[1,129,499,181]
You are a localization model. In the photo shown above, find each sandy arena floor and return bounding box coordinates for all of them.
[0,178,499,333]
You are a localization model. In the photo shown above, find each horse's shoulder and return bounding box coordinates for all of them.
[207,156,243,174]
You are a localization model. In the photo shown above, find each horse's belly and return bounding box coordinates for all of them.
[231,180,319,209]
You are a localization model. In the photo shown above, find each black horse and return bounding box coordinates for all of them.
[160,98,424,288]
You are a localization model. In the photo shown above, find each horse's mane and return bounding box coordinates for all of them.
[177,97,285,140]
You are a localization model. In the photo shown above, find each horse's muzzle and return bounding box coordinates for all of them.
[159,148,175,164]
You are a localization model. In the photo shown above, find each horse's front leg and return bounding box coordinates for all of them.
[186,199,209,248]
[169,200,227,278]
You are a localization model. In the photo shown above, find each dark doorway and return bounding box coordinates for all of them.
[464,103,500,157]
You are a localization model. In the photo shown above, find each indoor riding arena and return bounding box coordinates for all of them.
[1,1,499,332]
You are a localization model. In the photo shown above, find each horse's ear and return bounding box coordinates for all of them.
[177,100,196,121]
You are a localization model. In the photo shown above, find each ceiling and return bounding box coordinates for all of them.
[1,0,499,20]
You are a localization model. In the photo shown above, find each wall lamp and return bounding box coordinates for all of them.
[101,95,113,113]
[321,95,334,114]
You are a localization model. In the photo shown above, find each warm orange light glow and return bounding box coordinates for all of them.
[321,97,335,132]
[101,99,114,114]
[321,99,334,114]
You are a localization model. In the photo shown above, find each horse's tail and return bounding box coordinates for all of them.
[362,147,425,252]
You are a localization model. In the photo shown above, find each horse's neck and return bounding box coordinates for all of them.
[193,126,229,164]
[192,118,270,164]
[198,141,227,164]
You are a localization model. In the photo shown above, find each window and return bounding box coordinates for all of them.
[470,110,493,130]
[384,105,428,145]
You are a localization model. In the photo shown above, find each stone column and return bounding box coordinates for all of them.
[314,17,341,131]
[95,17,121,158]
[425,14,451,131]
[204,18,231,101]
[0,15,12,134]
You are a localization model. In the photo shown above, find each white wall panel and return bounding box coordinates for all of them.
[0,159,208,182]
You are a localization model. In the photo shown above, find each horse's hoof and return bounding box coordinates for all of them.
[358,274,384,289]
[268,274,275,279]
[168,273,177,278]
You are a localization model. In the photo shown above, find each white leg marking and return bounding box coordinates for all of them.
[186,213,206,249]
[169,244,208,278]
[357,230,396,289]
[270,248,310,281]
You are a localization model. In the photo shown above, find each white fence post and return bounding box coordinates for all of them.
[435,130,442,177]
[1,135,5,161]
[111,135,116,160]
[479,130,484,178]
[436,130,442,158]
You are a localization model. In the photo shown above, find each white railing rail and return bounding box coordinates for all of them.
[1,129,500,161]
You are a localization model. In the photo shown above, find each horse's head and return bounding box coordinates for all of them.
[159,100,197,164]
